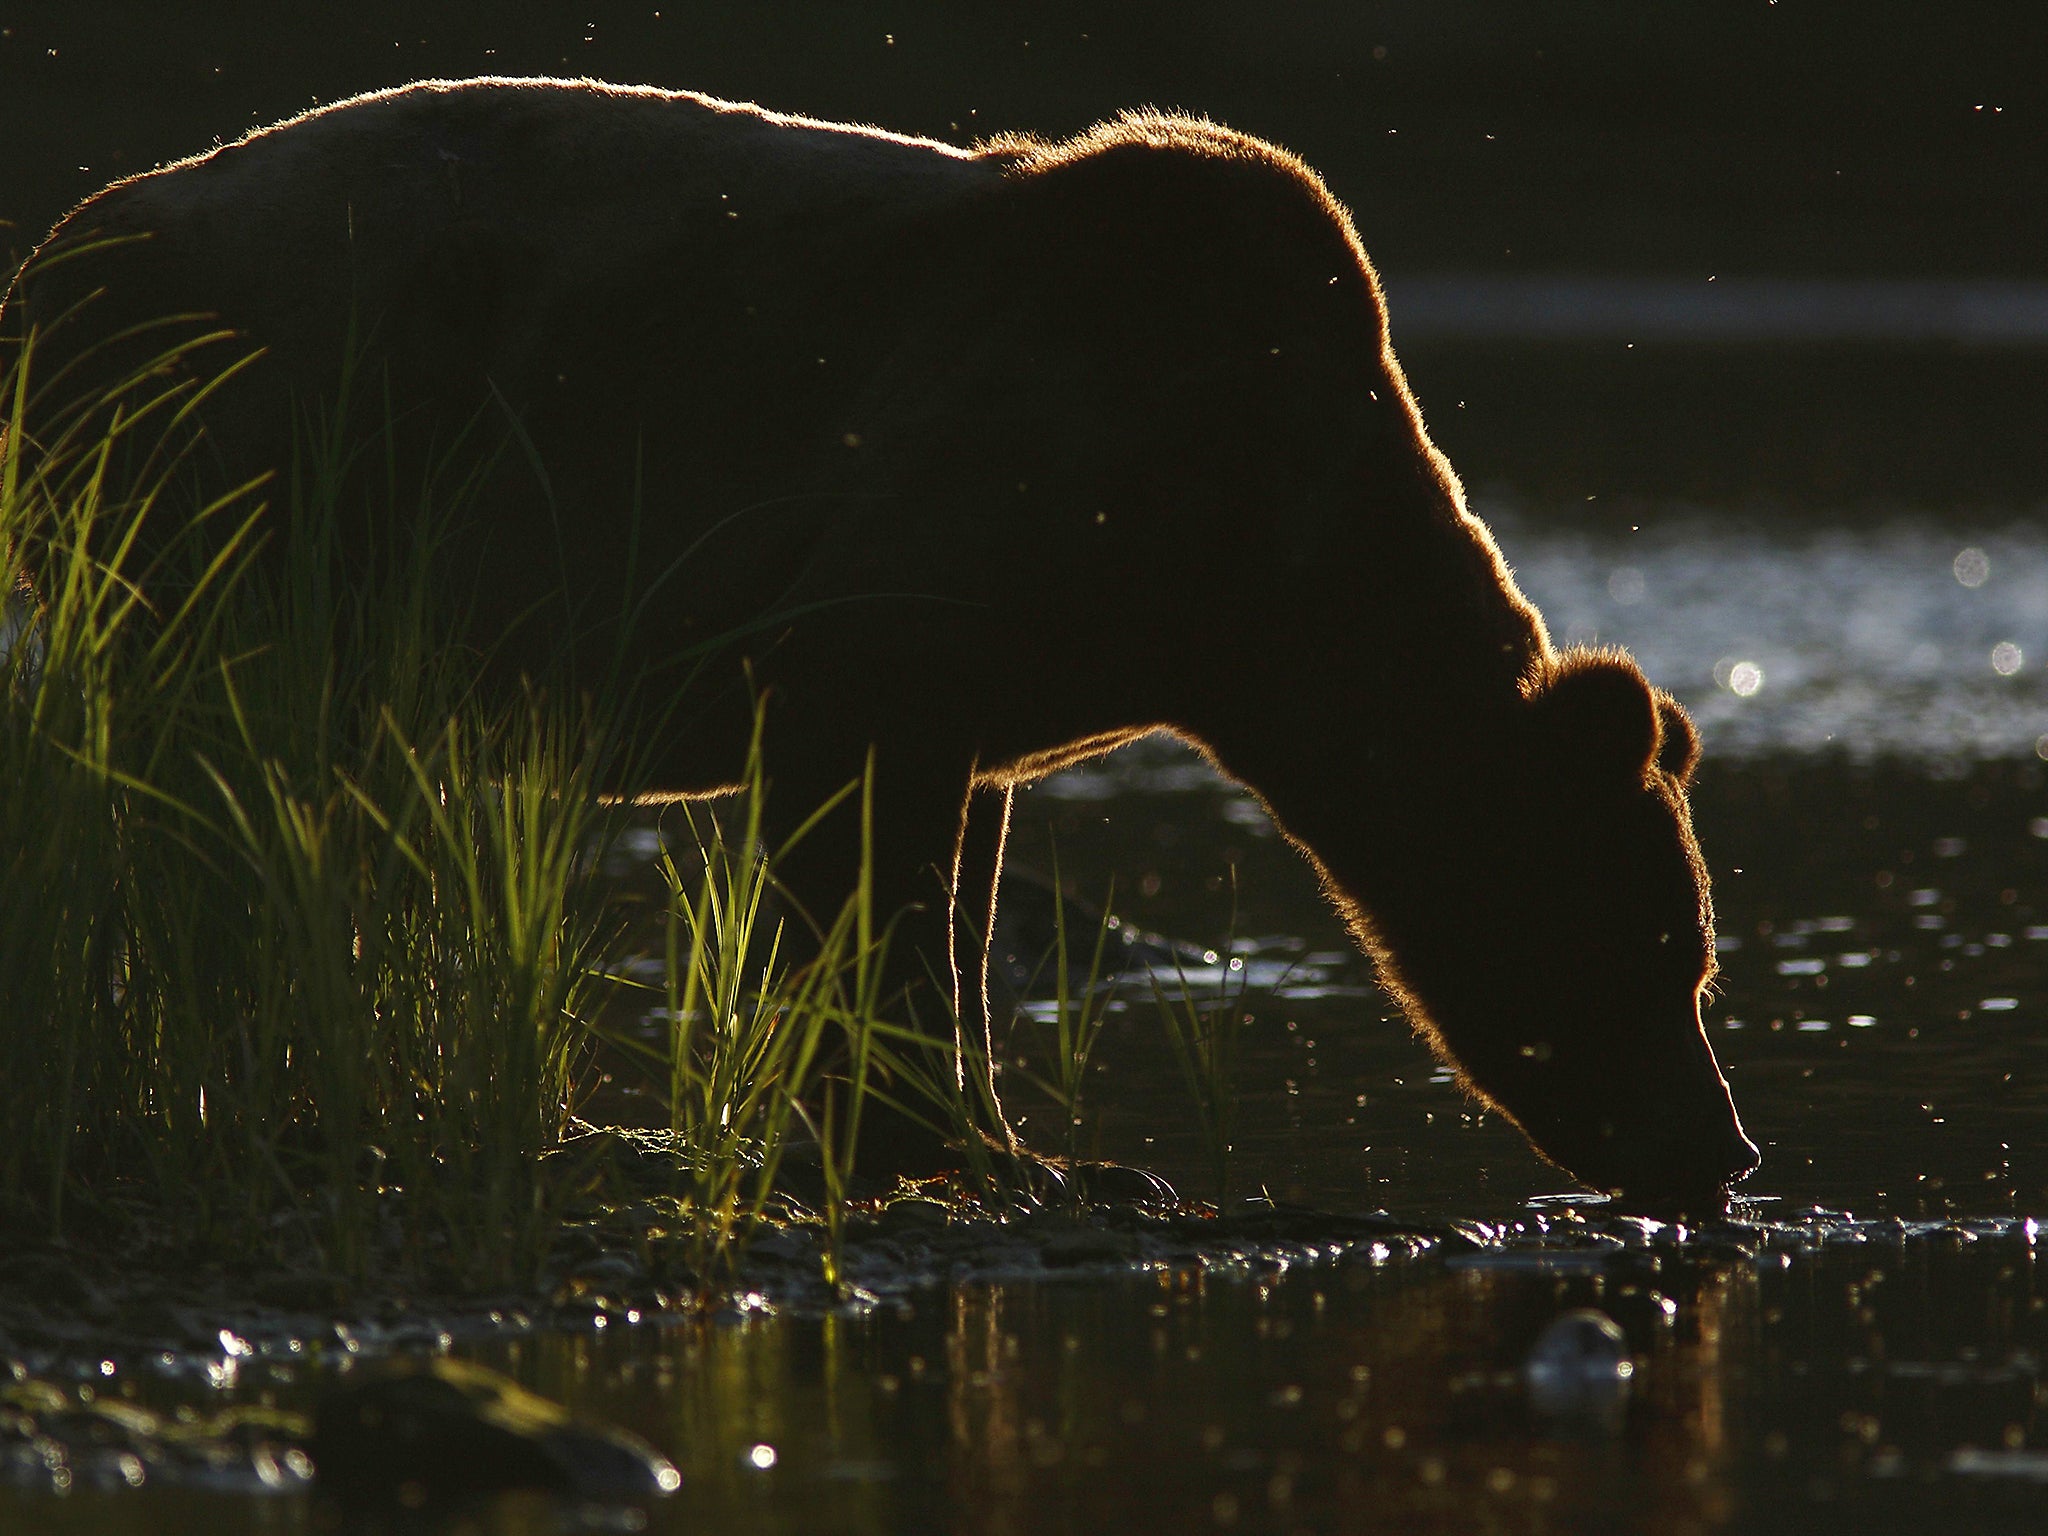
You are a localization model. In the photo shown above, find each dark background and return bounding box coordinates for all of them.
[3,1,2044,506]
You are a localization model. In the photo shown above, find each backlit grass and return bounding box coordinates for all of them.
[0,328,646,1284]
[0,314,1218,1300]
[0,322,950,1291]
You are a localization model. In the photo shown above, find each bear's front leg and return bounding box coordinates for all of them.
[946,779,1020,1153]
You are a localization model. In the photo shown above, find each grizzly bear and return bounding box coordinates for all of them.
[7,77,1758,1205]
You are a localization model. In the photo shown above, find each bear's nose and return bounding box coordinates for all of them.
[1609,1093,1760,1214]
[1668,1095,1759,1195]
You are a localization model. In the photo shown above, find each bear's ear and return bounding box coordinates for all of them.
[1654,692,1701,784]
[1529,658,1659,782]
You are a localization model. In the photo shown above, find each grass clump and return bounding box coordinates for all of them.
[0,327,632,1287]
[0,307,1049,1300]
[638,728,894,1287]
[1011,852,1120,1176]
[0,307,1231,1304]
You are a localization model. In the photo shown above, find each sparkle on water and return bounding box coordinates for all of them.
[12,503,2048,1535]
[1488,508,2048,760]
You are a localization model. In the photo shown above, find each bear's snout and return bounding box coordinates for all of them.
[1601,1037,1760,1213]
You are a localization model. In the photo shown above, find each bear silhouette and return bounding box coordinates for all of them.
[7,77,1759,1205]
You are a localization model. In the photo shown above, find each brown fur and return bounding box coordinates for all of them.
[6,78,1757,1201]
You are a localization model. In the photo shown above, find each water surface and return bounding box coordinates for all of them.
[10,510,2048,1534]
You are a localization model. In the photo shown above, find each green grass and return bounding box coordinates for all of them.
[638,728,891,1286]
[0,311,1240,1301]
[0,323,659,1285]
[1010,848,1120,1179]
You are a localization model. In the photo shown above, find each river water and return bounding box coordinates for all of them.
[9,506,2048,1534]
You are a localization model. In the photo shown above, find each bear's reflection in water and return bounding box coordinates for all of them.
[433,1205,2040,1536]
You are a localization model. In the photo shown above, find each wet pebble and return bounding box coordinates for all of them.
[1524,1309,1634,1421]
[0,1376,309,1495]
[874,1198,955,1235]
[312,1357,679,1511]
[745,1226,816,1262]
[1038,1224,1144,1269]
[564,1251,649,1287]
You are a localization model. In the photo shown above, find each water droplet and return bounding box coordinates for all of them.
[1992,641,2023,675]
[1954,547,1991,588]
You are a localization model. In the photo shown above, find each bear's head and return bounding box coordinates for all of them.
[1376,652,1759,1211]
